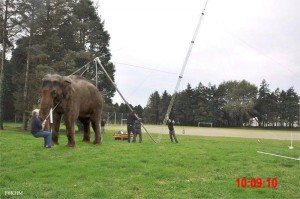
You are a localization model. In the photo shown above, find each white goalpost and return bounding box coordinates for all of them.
[121,119,127,127]
[288,131,294,149]
[198,122,212,128]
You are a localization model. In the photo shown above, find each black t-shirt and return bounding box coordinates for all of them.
[31,117,42,134]
[127,114,138,125]
[166,119,174,131]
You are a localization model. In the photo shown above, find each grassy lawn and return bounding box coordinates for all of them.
[0,123,299,198]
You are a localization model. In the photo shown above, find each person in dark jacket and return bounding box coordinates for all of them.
[133,116,142,143]
[30,109,52,148]
[126,111,140,143]
[166,115,178,143]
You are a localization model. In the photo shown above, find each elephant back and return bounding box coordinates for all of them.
[68,75,103,103]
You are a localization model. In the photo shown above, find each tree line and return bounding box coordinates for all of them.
[142,79,299,128]
[1,0,115,130]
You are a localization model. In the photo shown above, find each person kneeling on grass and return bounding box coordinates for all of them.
[30,109,52,148]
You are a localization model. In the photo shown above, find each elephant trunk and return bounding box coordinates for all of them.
[39,90,54,130]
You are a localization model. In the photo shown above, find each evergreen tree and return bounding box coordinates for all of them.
[159,90,171,122]
[267,89,280,127]
[207,84,224,127]
[255,79,271,127]
[118,103,131,113]
[144,91,160,124]
[193,82,210,124]
[279,88,299,127]
[8,0,115,126]
[3,61,15,121]
[173,84,195,125]
[133,105,144,118]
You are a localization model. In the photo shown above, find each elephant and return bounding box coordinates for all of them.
[39,74,104,147]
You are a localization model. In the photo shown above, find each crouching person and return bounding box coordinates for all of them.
[30,109,52,148]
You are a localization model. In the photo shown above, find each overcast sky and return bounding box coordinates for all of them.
[93,0,300,107]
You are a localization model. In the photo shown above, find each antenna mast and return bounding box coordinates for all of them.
[164,0,209,122]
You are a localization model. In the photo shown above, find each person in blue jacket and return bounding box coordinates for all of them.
[30,109,52,148]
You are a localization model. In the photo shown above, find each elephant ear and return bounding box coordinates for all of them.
[62,76,73,99]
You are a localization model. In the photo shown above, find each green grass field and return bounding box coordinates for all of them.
[0,123,299,198]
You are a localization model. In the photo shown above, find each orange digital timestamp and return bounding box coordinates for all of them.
[236,178,278,188]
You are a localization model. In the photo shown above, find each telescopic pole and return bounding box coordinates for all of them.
[163,0,209,123]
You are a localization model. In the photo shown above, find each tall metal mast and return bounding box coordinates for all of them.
[164,0,209,122]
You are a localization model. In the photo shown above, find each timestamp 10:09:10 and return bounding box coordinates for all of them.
[236,178,278,188]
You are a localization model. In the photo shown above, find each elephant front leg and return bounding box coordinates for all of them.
[66,124,76,147]
[91,121,101,145]
[52,113,62,145]
[65,112,76,147]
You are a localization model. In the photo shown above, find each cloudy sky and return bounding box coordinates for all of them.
[93,0,300,107]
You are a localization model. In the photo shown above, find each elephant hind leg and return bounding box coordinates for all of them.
[79,117,91,142]
[91,120,101,145]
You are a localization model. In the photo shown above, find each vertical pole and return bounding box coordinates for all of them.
[95,60,98,88]
[114,111,116,125]
[49,108,53,133]
[121,113,123,126]
[289,132,293,149]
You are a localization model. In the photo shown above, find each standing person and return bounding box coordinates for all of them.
[166,115,178,143]
[126,111,140,143]
[30,109,52,148]
[101,119,106,133]
[133,117,142,143]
